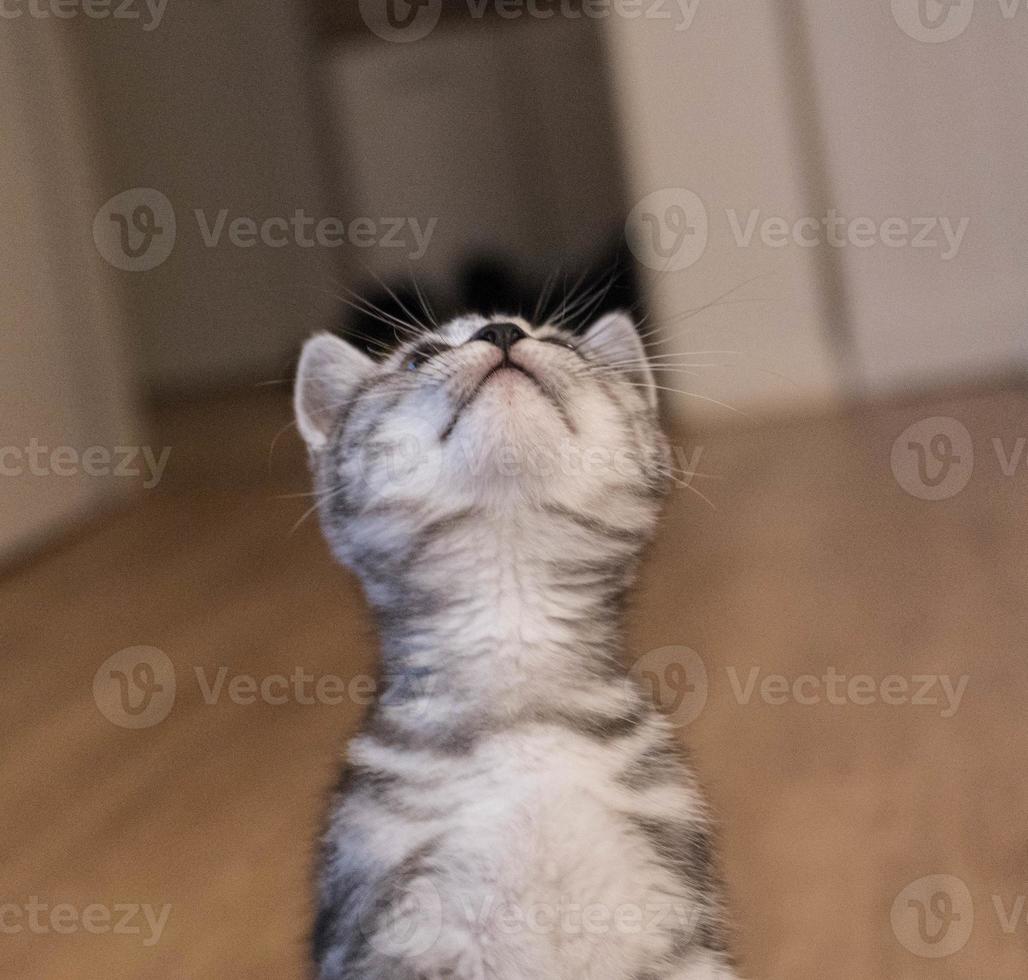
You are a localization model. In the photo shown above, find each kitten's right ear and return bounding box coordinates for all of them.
[294,333,376,451]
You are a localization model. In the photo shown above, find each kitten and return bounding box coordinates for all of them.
[294,312,740,980]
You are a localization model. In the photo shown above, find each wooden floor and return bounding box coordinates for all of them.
[4,386,1028,979]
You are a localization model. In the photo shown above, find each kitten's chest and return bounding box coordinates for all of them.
[336,724,698,975]
[414,733,684,972]
[417,731,655,882]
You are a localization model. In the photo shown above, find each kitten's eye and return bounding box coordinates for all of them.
[403,342,449,372]
[404,350,430,372]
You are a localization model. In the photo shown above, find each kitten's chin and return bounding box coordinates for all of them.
[446,382,574,492]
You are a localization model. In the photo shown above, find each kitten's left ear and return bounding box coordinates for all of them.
[579,311,657,410]
[294,332,376,450]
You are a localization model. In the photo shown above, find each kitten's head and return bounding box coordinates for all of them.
[294,312,669,573]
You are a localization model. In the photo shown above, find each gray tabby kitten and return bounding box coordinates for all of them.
[294,312,740,980]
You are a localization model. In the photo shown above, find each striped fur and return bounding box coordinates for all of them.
[295,313,740,979]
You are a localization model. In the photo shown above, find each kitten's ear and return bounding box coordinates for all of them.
[294,333,376,450]
[579,311,657,411]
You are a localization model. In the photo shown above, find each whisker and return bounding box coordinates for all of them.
[334,281,423,342]
[601,360,727,369]
[653,468,718,509]
[334,293,416,343]
[360,263,431,336]
[534,267,562,324]
[654,467,724,482]
[590,374,748,416]
[288,482,350,533]
[408,270,439,330]
[552,266,598,329]
[267,418,300,469]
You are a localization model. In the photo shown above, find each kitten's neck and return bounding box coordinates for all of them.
[362,509,641,733]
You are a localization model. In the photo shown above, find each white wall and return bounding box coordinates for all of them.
[605,0,1028,422]
[799,0,1028,394]
[0,22,140,563]
[604,2,843,423]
